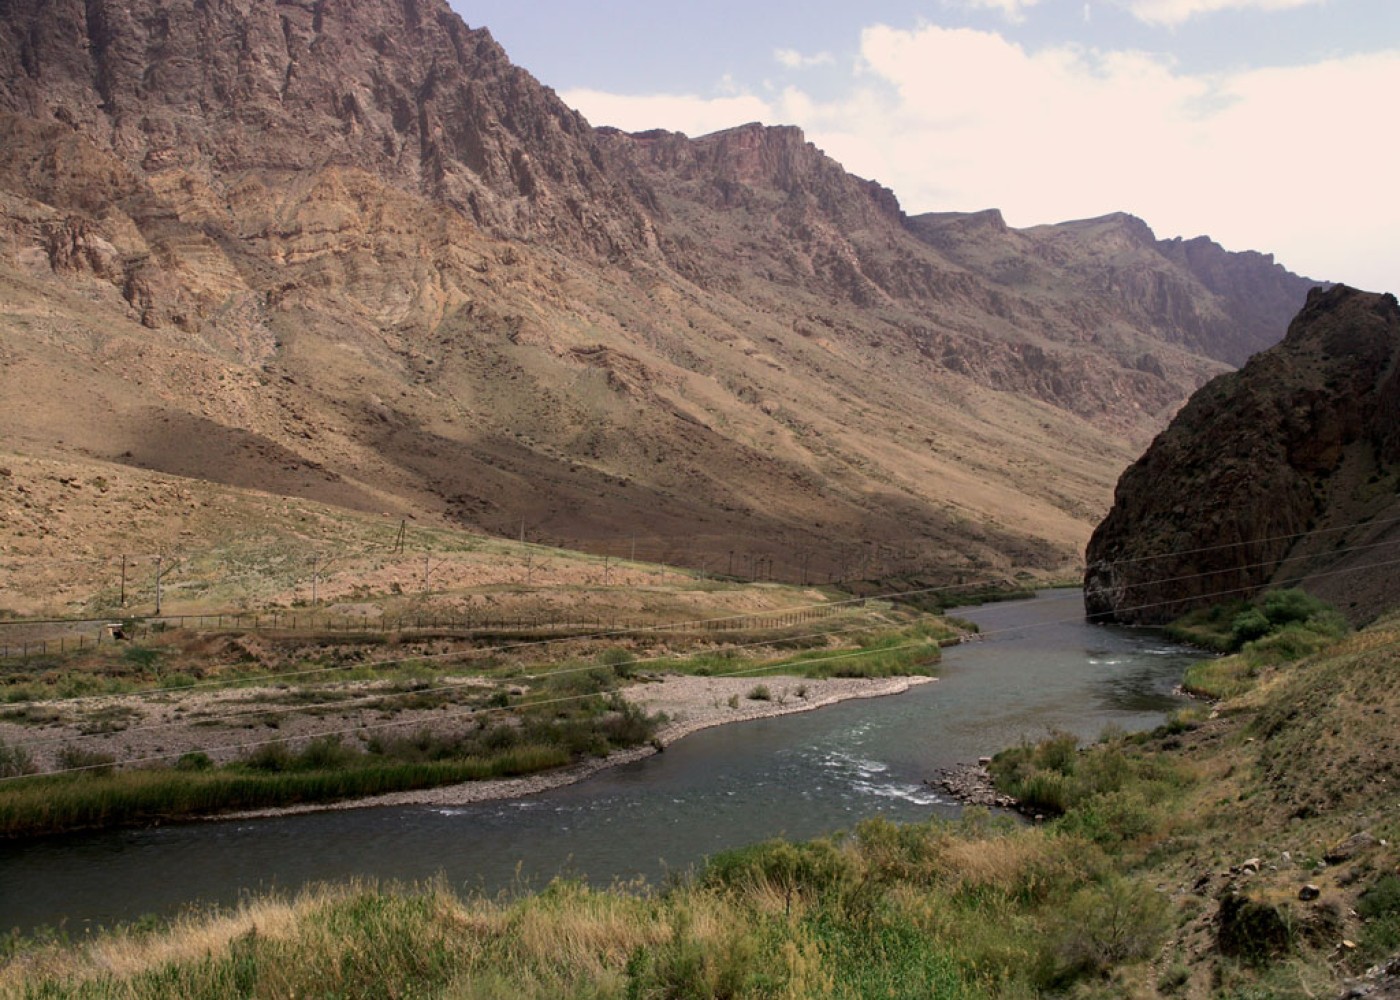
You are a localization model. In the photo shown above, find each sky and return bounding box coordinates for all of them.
[448,1,1400,294]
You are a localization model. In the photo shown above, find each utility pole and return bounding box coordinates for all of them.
[153,554,178,616]
[422,554,445,593]
[120,555,127,608]
[394,519,406,555]
[310,555,336,608]
[153,555,161,615]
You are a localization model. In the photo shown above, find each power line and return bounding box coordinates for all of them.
[8,516,1400,711]
[1088,511,1400,571]
[2,618,899,752]
[0,632,945,781]
[8,546,1399,783]
[4,588,913,709]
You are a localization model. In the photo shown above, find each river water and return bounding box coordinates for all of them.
[0,589,1206,934]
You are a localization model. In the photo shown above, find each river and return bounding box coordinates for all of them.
[0,589,1206,934]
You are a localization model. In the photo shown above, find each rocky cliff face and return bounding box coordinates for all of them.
[0,0,1326,593]
[909,211,1307,368]
[0,0,656,254]
[602,128,1315,431]
[1084,286,1400,625]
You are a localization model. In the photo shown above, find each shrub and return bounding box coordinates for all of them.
[702,837,857,909]
[1042,877,1171,984]
[297,736,358,770]
[747,685,772,702]
[1061,789,1160,847]
[599,647,637,679]
[1215,892,1294,964]
[174,751,213,771]
[1231,608,1273,646]
[56,745,116,775]
[121,646,161,672]
[623,907,765,999]
[1246,622,1337,662]
[243,741,294,772]
[1260,588,1329,627]
[0,737,35,777]
[1173,591,1348,655]
[1358,875,1400,958]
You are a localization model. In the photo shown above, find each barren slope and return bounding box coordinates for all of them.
[0,0,1318,598]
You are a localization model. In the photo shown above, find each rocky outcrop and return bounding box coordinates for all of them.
[605,125,1316,429]
[1085,286,1400,625]
[0,0,658,256]
[910,210,1311,368]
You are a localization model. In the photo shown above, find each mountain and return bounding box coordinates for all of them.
[0,0,1319,607]
[1084,285,1400,626]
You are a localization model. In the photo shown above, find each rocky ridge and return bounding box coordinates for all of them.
[1084,285,1400,626]
[0,0,1322,607]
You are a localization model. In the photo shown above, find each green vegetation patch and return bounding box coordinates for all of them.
[988,729,1189,845]
[0,747,570,839]
[1170,589,1348,659]
[1175,589,1350,700]
[0,694,661,838]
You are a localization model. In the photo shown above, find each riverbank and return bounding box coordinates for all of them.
[7,606,1389,999]
[226,674,935,816]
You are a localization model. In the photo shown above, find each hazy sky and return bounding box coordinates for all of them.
[449,1,1399,294]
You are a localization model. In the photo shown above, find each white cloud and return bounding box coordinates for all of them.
[957,0,1045,23]
[774,48,835,70]
[826,24,1399,290]
[562,88,775,136]
[564,25,1400,294]
[1120,0,1323,27]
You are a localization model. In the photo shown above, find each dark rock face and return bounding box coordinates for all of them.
[1085,286,1400,625]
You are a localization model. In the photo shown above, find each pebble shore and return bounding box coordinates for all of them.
[226,674,936,818]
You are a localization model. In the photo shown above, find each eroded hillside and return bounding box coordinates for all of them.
[0,0,1317,596]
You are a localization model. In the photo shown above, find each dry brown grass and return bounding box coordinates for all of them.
[935,826,1096,898]
[0,885,312,994]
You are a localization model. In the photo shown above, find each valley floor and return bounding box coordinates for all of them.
[5,609,1398,998]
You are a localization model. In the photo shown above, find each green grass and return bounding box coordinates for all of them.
[7,609,1398,999]
[1168,589,1348,657]
[0,695,661,838]
[0,809,1167,1000]
[0,746,571,838]
[1172,590,1350,700]
[988,729,1189,848]
[0,616,951,839]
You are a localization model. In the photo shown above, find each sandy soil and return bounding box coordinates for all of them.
[225,673,934,817]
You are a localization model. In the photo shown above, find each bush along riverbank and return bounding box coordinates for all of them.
[0,618,948,838]
[0,693,657,838]
[5,602,1399,997]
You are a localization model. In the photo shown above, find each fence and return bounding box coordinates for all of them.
[0,605,849,661]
